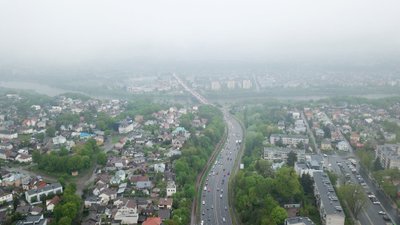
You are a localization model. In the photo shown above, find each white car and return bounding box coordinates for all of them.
[373,201,381,205]
[378,211,386,215]
[202,200,205,205]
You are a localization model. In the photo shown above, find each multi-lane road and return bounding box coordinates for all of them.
[173,74,244,225]
[199,110,243,225]
[327,154,397,225]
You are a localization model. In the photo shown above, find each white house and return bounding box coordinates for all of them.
[166,181,176,197]
[15,154,32,163]
[154,163,166,173]
[113,198,139,225]
[25,183,63,204]
[52,135,66,145]
[118,122,134,134]
[337,141,350,152]
[0,189,13,203]
[0,131,18,140]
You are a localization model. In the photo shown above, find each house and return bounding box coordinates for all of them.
[0,130,18,140]
[313,172,344,225]
[269,134,309,146]
[263,147,305,162]
[52,135,66,145]
[16,214,47,225]
[337,141,350,152]
[119,121,134,134]
[158,198,173,209]
[285,217,315,225]
[99,188,117,205]
[0,149,7,160]
[16,154,32,163]
[166,181,176,197]
[82,214,101,225]
[154,163,166,173]
[130,175,152,190]
[30,206,43,215]
[25,183,63,204]
[84,196,101,208]
[320,139,332,151]
[350,132,360,145]
[158,208,171,220]
[110,170,126,185]
[46,196,60,212]
[113,198,139,225]
[375,144,400,169]
[142,217,162,225]
[0,188,13,203]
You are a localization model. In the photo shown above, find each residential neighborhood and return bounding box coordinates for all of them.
[0,92,211,225]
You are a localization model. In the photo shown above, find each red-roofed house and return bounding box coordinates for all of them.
[143,217,162,225]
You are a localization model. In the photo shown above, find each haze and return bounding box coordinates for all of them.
[1,0,400,68]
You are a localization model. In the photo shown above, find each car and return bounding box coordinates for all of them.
[220,194,223,198]
[222,217,226,222]
[373,201,381,205]
[202,211,205,215]
[368,194,376,198]
[378,211,386,215]
[323,154,328,157]
[202,201,205,205]
[383,214,391,221]
[225,206,228,210]
[211,205,214,209]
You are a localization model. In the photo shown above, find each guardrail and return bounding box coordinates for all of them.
[228,113,246,225]
[191,120,228,225]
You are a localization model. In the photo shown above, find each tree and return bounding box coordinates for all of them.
[373,158,384,171]
[58,217,72,225]
[300,173,314,195]
[339,184,367,219]
[46,126,56,137]
[97,152,107,165]
[255,159,274,178]
[286,151,297,167]
[271,206,288,225]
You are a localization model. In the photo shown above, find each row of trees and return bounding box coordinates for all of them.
[51,184,82,225]
[33,139,106,174]
[164,105,225,225]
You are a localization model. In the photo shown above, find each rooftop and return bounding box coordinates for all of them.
[285,217,316,225]
[313,171,344,216]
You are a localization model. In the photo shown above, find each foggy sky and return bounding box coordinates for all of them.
[1,0,400,67]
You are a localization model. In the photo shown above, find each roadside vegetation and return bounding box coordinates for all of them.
[164,105,225,225]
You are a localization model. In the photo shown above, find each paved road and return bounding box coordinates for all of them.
[301,111,319,154]
[199,111,243,225]
[326,154,394,225]
[173,74,244,225]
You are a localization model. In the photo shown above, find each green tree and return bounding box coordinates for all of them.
[255,159,274,178]
[97,152,107,165]
[271,206,288,225]
[46,126,56,137]
[339,184,367,219]
[58,217,72,225]
[286,151,297,167]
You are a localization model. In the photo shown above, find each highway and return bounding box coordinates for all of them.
[199,111,243,225]
[173,74,244,225]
